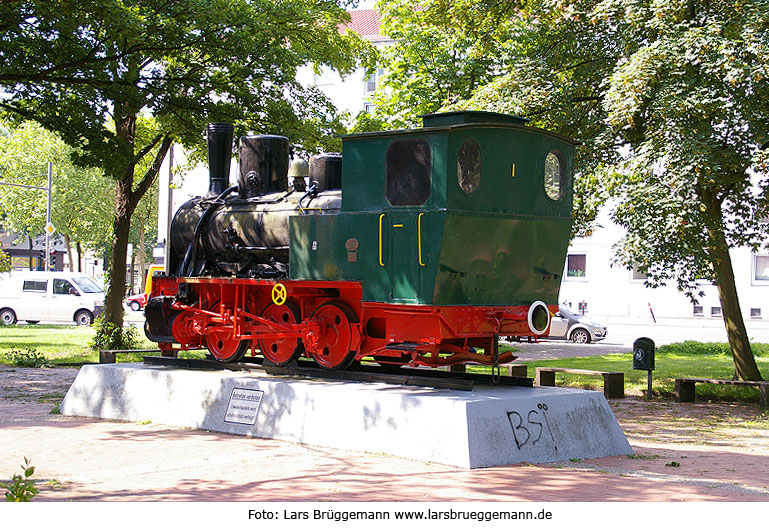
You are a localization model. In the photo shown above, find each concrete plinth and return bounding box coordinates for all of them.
[60,363,632,468]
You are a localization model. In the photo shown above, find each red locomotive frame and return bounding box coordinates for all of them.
[152,276,552,370]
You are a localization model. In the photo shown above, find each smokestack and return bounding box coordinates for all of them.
[206,123,234,197]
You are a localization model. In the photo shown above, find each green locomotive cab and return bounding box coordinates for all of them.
[290,110,577,310]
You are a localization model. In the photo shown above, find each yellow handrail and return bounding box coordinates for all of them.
[378,213,385,267]
[418,213,425,267]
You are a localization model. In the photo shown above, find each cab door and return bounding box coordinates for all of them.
[389,211,419,302]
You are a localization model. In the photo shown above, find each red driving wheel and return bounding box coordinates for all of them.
[205,329,249,362]
[258,302,303,366]
[204,303,249,362]
[309,302,357,370]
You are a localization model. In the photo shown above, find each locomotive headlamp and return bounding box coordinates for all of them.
[527,301,551,335]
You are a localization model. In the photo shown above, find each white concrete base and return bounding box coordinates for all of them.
[60,363,632,468]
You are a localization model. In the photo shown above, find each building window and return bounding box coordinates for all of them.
[754,255,769,282]
[711,306,722,318]
[364,102,376,113]
[631,263,647,281]
[693,305,704,317]
[385,139,431,206]
[544,150,566,201]
[457,139,482,195]
[365,68,384,94]
[566,254,586,278]
[313,69,335,87]
[751,308,762,319]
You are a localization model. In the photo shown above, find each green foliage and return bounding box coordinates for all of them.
[658,340,769,358]
[0,120,114,255]
[0,0,370,332]
[595,0,769,380]
[369,0,614,236]
[89,318,142,352]
[4,347,51,368]
[0,248,10,272]
[5,458,39,502]
[370,0,523,128]
[598,0,769,295]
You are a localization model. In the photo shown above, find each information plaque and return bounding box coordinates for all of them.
[224,387,264,425]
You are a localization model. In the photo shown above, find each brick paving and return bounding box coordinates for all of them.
[1,365,768,502]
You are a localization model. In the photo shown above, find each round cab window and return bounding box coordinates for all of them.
[544,151,565,201]
[457,139,482,194]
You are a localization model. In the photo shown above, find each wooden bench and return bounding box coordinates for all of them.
[675,378,769,408]
[448,364,528,377]
[99,348,176,364]
[535,367,625,399]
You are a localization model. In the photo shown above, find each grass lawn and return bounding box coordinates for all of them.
[0,323,205,365]
[491,341,769,405]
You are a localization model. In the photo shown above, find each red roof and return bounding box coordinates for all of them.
[342,9,381,37]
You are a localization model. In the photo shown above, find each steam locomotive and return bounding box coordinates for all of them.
[145,111,577,370]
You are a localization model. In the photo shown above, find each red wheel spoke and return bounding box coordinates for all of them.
[205,329,249,362]
[258,302,303,366]
[204,303,248,362]
[309,303,356,370]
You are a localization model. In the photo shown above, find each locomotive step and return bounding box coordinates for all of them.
[384,342,420,351]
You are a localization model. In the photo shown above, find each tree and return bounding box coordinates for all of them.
[0,120,114,269]
[464,0,768,380]
[374,0,768,380]
[0,0,368,335]
[369,0,522,129]
[596,0,769,381]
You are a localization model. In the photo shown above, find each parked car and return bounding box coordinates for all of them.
[0,271,104,325]
[548,305,607,343]
[126,292,147,312]
[126,265,164,311]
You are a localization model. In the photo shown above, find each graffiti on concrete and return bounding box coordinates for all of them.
[506,403,557,452]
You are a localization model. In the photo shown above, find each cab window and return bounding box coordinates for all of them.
[544,150,566,201]
[385,139,431,206]
[457,139,481,194]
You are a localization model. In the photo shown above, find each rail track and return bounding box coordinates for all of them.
[142,355,532,392]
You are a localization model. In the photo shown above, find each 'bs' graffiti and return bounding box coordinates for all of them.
[506,403,557,452]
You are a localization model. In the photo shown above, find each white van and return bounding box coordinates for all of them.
[0,271,105,325]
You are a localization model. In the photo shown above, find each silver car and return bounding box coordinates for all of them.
[548,305,607,343]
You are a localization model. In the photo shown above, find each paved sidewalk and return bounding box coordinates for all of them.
[1,365,768,502]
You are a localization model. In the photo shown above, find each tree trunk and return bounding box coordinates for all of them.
[100,104,172,332]
[76,241,82,272]
[103,188,132,329]
[64,233,74,271]
[708,224,764,381]
[27,236,33,270]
